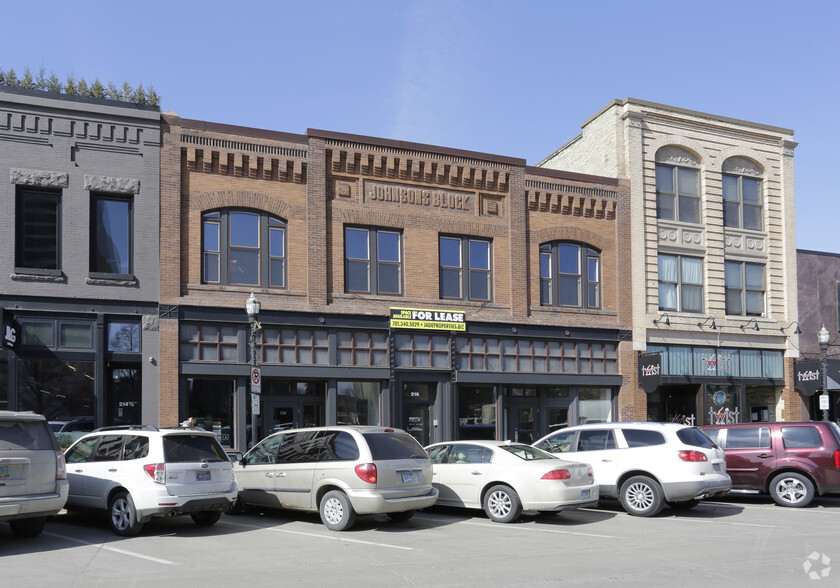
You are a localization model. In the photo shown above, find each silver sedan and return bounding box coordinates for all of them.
[425,440,598,523]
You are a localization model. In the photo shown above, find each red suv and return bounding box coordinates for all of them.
[702,421,840,507]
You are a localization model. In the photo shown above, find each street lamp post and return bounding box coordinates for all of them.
[818,325,830,422]
[246,291,262,447]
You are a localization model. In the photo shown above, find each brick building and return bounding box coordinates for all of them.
[539,98,801,425]
[159,112,632,451]
[0,87,161,434]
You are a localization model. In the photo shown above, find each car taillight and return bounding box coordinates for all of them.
[678,450,708,462]
[588,466,594,478]
[55,451,67,480]
[355,463,377,484]
[541,469,571,480]
[835,450,840,469]
[144,463,166,484]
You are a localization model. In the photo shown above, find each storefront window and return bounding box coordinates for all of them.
[186,378,235,449]
[706,385,740,424]
[458,387,495,440]
[746,387,779,422]
[59,323,93,348]
[108,322,141,352]
[0,357,8,410]
[578,388,612,424]
[18,360,95,420]
[337,382,380,425]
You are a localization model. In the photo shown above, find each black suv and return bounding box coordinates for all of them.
[703,421,840,507]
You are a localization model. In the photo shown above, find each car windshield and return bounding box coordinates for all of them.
[363,432,427,460]
[498,444,555,460]
[0,419,57,451]
[163,434,229,463]
[676,427,717,449]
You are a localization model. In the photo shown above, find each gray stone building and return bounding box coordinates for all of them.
[539,98,804,424]
[0,87,160,437]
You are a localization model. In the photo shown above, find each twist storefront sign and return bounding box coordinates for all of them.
[389,307,466,331]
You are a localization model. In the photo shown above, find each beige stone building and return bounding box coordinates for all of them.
[539,98,805,424]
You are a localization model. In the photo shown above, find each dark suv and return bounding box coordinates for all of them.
[702,421,840,507]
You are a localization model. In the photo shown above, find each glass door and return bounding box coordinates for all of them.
[401,382,437,446]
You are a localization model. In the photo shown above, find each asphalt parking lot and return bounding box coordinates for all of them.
[2,496,838,587]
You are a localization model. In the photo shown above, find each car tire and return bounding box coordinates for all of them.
[109,491,144,536]
[9,516,46,538]
[619,476,664,517]
[319,490,357,531]
[386,510,415,523]
[191,511,222,526]
[667,499,699,510]
[769,472,814,507]
[483,485,523,523]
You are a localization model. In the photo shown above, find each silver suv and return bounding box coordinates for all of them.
[230,426,439,530]
[64,425,237,535]
[0,411,69,538]
[533,422,731,516]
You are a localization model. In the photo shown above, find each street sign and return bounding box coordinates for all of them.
[819,394,830,410]
[251,393,260,415]
[250,366,261,394]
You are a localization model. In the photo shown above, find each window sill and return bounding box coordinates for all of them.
[87,273,138,286]
[12,268,66,283]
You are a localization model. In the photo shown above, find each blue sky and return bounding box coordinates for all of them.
[3,0,838,252]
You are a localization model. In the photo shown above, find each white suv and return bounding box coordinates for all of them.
[64,425,237,535]
[533,422,731,516]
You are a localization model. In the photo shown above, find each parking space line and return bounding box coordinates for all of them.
[460,521,622,539]
[224,521,414,550]
[45,532,176,565]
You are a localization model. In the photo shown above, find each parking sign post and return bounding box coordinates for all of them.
[246,292,262,447]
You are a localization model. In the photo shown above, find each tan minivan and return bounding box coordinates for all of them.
[230,426,438,530]
[0,411,69,537]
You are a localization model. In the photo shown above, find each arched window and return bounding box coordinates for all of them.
[539,242,600,308]
[655,147,700,223]
[202,209,286,288]
[722,157,763,231]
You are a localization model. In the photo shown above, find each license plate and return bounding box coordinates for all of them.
[0,465,8,478]
[400,472,416,484]
[581,489,590,499]
[196,470,211,481]
[713,464,721,472]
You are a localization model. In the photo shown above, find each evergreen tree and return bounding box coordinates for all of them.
[90,78,106,98]
[132,83,147,105]
[121,81,133,101]
[147,85,161,106]
[77,78,89,96]
[46,72,62,93]
[36,66,48,90]
[64,75,77,95]
[21,67,35,89]
[106,82,121,101]
[6,68,19,86]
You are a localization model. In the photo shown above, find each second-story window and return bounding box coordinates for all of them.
[658,254,703,312]
[439,236,491,301]
[656,163,700,223]
[16,187,61,272]
[540,242,600,308]
[202,209,286,288]
[345,227,402,295]
[91,194,132,276]
[725,260,765,316]
[723,173,763,230]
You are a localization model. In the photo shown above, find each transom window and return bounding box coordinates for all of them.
[658,254,703,312]
[725,261,765,316]
[16,188,61,271]
[345,227,402,295]
[91,194,132,276]
[655,164,700,223]
[723,174,762,230]
[202,209,286,288]
[540,242,600,308]
[439,236,491,301]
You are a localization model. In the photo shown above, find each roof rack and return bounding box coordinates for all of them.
[93,424,159,432]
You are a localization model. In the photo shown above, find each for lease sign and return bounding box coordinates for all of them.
[389,308,466,331]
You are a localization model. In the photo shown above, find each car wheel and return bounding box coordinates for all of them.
[619,476,664,517]
[9,517,46,538]
[386,510,415,523]
[319,490,357,531]
[109,491,144,536]
[483,485,523,523]
[226,496,246,515]
[769,472,814,507]
[191,511,222,526]
[667,499,699,510]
